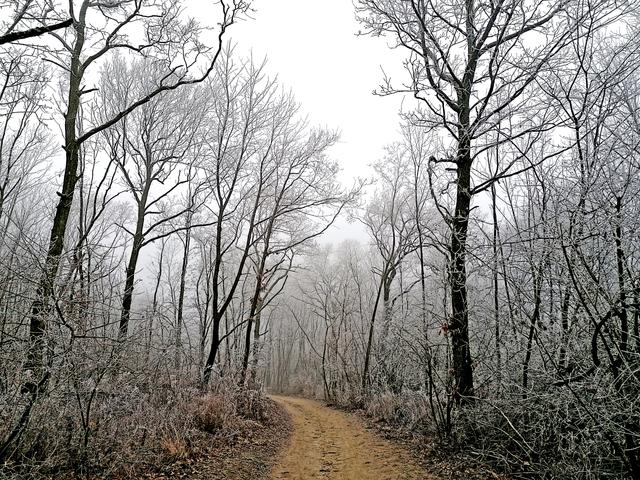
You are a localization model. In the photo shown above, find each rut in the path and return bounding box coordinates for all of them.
[270,396,435,480]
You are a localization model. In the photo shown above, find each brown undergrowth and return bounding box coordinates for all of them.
[1,383,292,480]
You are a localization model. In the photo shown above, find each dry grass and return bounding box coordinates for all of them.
[0,375,289,479]
[192,393,236,434]
[161,435,191,461]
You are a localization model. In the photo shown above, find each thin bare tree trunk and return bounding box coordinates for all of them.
[362,270,385,393]
[119,189,148,339]
[175,212,192,370]
[491,182,501,385]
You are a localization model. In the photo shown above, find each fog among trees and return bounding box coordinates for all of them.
[1,1,640,479]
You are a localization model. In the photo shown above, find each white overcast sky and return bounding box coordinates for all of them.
[188,0,402,183]
[210,0,410,241]
[230,0,405,181]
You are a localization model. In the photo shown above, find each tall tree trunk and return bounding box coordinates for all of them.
[450,134,474,402]
[379,268,395,388]
[362,269,385,392]
[249,294,264,386]
[413,177,430,390]
[25,7,87,390]
[614,196,629,356]
[119,236,143,339]
[522,263,543,401]
[559,288,571,370]
[241,268,265,384]
[198,274,211,371]
[241,214,276,384]
[119,199,147,339]
[119,180,150,339]
[203,314,222,385]
[175,213,192,370]
[491,182,501,386]
[203,189,260,385]
[148,239,166,361]
[5,9,88,462]
[321,323,330,400]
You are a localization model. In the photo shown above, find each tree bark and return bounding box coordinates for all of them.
[0,18,72,46]
[362,269,385,392]
[240,269,264,384]
[522,263,543,400]
[119,188,148,339]
[249,295,264,386]
[614,196,629,356]
[203,313,222,385]
[25,6,87,389]
[449,133,474,402]
[175,213,192,370]
[491,182,501,386]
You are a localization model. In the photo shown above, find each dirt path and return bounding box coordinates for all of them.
[270,396,435,480]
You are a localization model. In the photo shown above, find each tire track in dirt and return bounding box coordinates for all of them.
[270,396,435,480]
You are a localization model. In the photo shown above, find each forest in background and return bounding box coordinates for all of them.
[1,0,640,478]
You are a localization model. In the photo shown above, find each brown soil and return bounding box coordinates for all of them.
[270,396,437,480]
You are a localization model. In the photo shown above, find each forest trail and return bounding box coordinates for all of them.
[270,396,434,480]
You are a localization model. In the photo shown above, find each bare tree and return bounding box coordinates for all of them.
[199,54,279,384]
[361,148,417,392]
[238,112,357,385]
[98,57,209,339]
[355,0,618,402]
[23,0,248,393]
[0,0,249,462]
[0,53,51,238]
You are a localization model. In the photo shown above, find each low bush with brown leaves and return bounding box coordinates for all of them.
[0,370,276,479]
